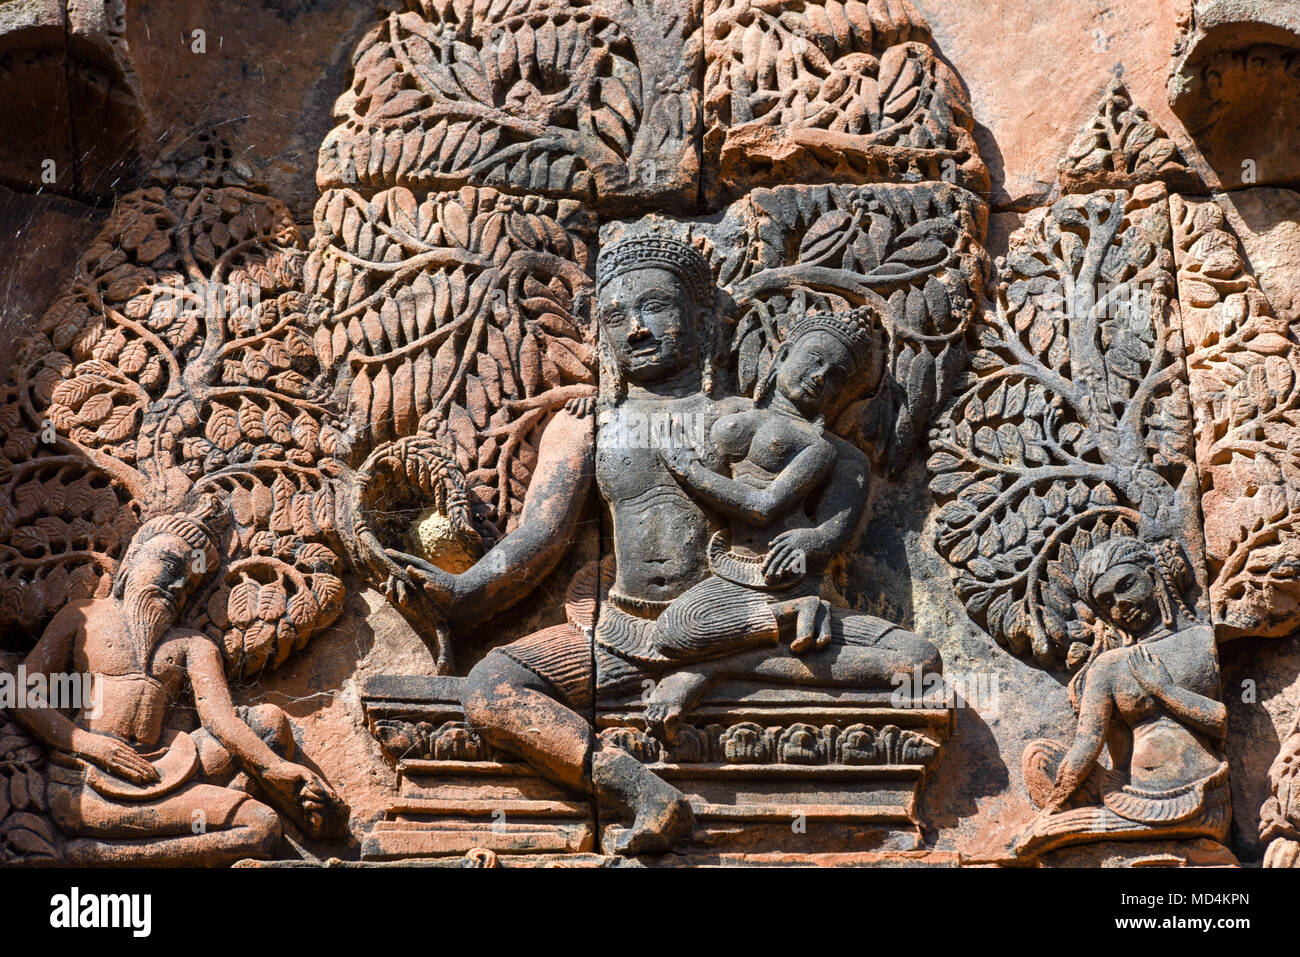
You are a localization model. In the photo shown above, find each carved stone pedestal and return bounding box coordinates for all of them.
[1032,839,1238,869]
[360,675,952,863]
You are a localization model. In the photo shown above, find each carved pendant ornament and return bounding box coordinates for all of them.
[2,0,1300,877]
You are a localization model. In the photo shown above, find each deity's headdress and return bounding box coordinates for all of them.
[595,236,713,311]
[754,305,883,414]
[594,234,720,399]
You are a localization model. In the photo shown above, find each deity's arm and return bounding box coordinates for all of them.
[187,636,288,776]
[666,438,836,525]
[438,407,596,625]
[9,603,100,755]
[1045,669,1112,811]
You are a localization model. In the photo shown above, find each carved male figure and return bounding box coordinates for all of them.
[397,236,941,854]
[1014,536,1230,858]
[13,510,344,866]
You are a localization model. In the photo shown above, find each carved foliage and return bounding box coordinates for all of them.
[317,0,699,204]
[373,719,495,762]
[0,182,346,677]
[929,186,1199,666]
[702,0,986,198]
[307,185,596,536]
[598,721,938,765]
[709,182,988,471]
[1171,195,1300,638]
[0,711,57,865]
[1058,79,1193,194]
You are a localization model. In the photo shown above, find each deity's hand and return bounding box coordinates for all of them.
[82,734,160,785]
[1128,645,1174,698]
[379,548,458,614]
[657,443,702,476]
[764,528,815,583]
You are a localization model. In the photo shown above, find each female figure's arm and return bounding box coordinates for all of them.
[660,437,836,525]
[762,436,867,580]
[1129,645,1227,741]
[1044,665,1114,812]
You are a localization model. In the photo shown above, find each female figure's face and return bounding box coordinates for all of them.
[597,267,696,384]
[776,331,853,417]
[1091,560,1159,635]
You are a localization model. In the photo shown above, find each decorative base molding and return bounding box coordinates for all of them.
[360,675,953,860]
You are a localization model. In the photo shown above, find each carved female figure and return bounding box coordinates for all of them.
[642,308,883,738]
[1013,536,1231,858]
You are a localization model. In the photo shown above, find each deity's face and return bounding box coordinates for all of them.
[597,267,697,384]
[1089,560,1159,635]
[776,330,854,417]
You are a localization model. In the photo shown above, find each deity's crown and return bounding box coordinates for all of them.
[596,235,713,309]
[785,305,879,377]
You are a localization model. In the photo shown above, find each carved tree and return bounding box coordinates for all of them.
[928,186,1200,667]
[1171,195,1300,638]
[316,0,699,204]
[710,182,987,471]
[308,186,596,540]
[1057,79,1195,195]
[0,154,346,678]
[702,0,986,199]
[0,712,57,865]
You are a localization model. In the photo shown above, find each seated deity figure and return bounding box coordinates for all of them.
[642,308,880,739]
[1013,536,1231,859]
[11,508,346,866]
[396,235,942,854]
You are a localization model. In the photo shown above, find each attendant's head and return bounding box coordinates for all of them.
[757,307,882,423]
[113,513,218,650]
[1077,536,1192,640]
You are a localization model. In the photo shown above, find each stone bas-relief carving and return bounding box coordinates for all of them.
[3,0,1300,870]
[1013,538,1229,860]
[365,235,946,857]
[10,508,348,865]
[316,0,700,207]
[929,183,1201,668]
[701,0,987,202]
[1171,194,1300,640]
